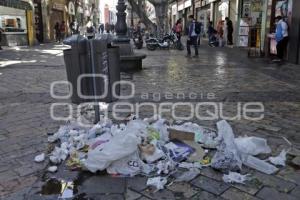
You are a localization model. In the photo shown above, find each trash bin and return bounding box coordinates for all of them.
[63,34,120,104]
[63,35,92,104]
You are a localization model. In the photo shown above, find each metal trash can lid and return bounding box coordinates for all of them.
[63,34,87,46]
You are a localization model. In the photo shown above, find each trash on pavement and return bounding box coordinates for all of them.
[34,153,45,163]
[106,152,141,176]
[211,120,242,171]
[222,171,251,184]
[84,127,140,173]
[47,166,58,173]
[235,137,271,156]
[146,177,168,191]
[242,154,278,174]
[41,116,289,188]
[168,128,195,141]
[175,168,200,182]
[268,149,287,167]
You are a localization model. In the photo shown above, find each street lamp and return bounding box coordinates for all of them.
[114,0,130,42]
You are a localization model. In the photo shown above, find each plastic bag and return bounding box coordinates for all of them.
[269,149,287,166]
[50,145,69,164]
[151,119,169,142]
[178,162,202,169]
[235,137,271,156]
[242,154,278,174]
[106,152,141,176]
[146,177,168,191]
[175,168,200,182]
[84,129,140,173]
[34,153,45,163]
[211,120,242,171]
[223,171,251,184]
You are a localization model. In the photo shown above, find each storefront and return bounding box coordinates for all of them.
[0,1,33,46]
[235,0,268,57]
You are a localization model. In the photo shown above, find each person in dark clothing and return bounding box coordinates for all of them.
[207,21,217,45]
[186,15,201,57]
[225,17,233,45]
[99,23,104,34]
[0,27,3,50]
[274,16,289,62]
[54,22,60,42]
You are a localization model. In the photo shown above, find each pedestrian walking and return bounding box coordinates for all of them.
[99,23,104,34]
[0,27,4,50]
[70,20,79,35]
[273,16,289,62]
[105,23,110,34]
[54,22,61,42]
[86,21,95,39]
[60,21,66,42]
[216,20,225,47]
[186,15,201,57]
[225,17,234,45]
[174,18,183,49]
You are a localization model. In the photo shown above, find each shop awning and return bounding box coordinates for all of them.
[0,0,32,10]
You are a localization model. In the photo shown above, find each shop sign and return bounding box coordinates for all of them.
[68,1,75,15]
[184,0,192,8]
[77,6,83,14]
[172,4,177,15]
[53,3,64,11]
[178,1,184,11]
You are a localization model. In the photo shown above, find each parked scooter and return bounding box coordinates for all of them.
[146,32,178,51]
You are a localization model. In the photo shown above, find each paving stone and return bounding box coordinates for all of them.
[256,187,298,200]
[0,135,7,142]
[199,167,223,181]
[191,175,230,195]
[14,164,43,177]
[291,156,300,166]
[253,171,296,193]
[167,182,199,198]
[126,189,142,200]
[288,148,300,157]
[290,186,300,198]
[190,190,225,200]
[142,188,175,200]
[0,170,19,181]
[221,187,260,200]
[277,166,300,184]
[78,176,126,194]
[127,177,148,192]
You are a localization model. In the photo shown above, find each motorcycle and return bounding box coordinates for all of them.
[146,32,180,51]
[132,31,143,49]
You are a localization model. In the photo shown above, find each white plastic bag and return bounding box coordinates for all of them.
[269,149,287,166]
[106,152,141,176]
[84,130,140,173]
[34,153,45,163]
[222,171,251,184]
[211,120,242,171]
[235,137,271,156]
[146,177,168,191]
[242,154,278,174]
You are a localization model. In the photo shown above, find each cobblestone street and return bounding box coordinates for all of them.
[1,43,300,200]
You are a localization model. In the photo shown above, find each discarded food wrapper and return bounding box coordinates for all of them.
[175,168,200,182]
[34,153,45,163]
[269,149,287,167]
[50,146,69,164]
[242,154,278,174]
[222,171,251,184]
[146,177,168,191]
[211,120,242,171]
[163,139,195,162]
[184,141,205,162]
[48,166,58,173]
[235,137,271,156]
[156,160,175,175]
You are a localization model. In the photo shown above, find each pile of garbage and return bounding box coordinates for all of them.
[35,117,289,191]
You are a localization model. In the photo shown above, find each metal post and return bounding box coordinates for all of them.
[89,40,100,123]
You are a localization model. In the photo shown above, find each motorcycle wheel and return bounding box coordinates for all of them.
[164,38,176,49]
[146,44,157,51]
